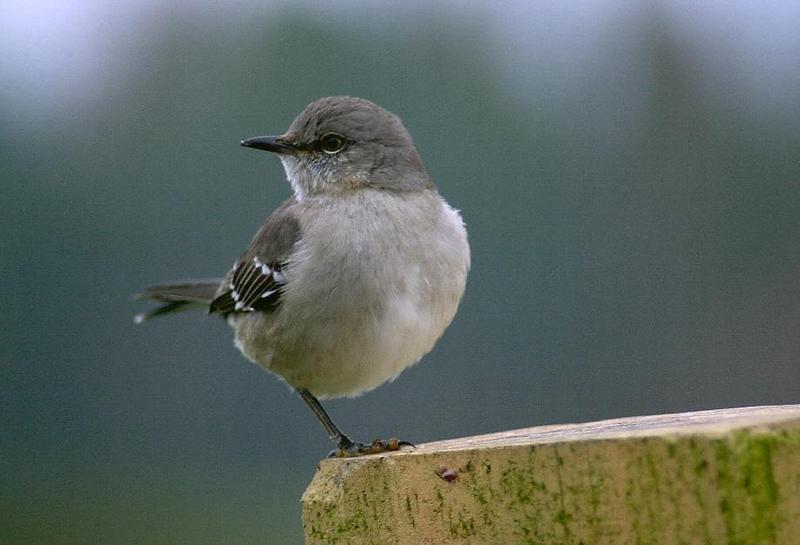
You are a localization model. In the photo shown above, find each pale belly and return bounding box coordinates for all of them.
[231,287,457,398]
[229,191,470,399]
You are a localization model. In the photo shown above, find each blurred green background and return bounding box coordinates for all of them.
[2,1,799,543]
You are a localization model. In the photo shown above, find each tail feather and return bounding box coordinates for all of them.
[134,279,222,323]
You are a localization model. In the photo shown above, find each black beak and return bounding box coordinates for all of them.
[240,135,296,155]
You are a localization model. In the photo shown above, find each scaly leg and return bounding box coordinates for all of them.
[296,388,413,457]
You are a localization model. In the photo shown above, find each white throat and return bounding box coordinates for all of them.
[280,157,307,202]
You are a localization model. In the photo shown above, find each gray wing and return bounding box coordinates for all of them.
[209,199,301,316]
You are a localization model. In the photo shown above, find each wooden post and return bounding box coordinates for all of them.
[302,405,800,544]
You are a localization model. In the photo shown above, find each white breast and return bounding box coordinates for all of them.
[231,189,470,399]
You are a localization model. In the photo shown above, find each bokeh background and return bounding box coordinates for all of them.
[3,1,799,543]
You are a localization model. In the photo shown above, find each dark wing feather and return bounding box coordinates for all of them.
[209,199,301,317]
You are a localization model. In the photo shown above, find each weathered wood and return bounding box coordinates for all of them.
[302,405,800,544]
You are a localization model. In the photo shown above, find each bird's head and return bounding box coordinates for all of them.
[241,96,432,200]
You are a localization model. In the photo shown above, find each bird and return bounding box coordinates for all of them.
[135,96,470,457]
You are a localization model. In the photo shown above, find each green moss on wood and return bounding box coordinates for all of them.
[302,409,800,545]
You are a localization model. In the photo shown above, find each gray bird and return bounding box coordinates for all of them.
[136,96,470,456]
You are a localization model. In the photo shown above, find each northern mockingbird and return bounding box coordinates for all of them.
[136,96,470,456]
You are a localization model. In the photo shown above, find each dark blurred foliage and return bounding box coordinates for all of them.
[2,4,799,544]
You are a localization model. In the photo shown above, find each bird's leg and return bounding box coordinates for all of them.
[297,388,353,450]
[296,388,413,457]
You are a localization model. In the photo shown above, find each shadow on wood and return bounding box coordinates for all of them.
[302,405,800,544]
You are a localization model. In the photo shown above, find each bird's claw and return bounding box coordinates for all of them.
[328,437,415,458]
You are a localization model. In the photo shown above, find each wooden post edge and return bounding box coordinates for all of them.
[302,405,800,544]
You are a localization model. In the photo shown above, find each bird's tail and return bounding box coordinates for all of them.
[133,279,222,323]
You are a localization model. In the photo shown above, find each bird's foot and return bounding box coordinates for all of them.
[328,436,414,458]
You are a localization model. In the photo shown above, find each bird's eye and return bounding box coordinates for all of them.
[320,133,345,154]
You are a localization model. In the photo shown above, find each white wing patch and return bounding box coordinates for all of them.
[210,255,286,314]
